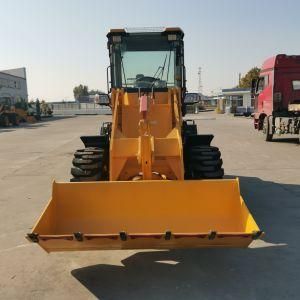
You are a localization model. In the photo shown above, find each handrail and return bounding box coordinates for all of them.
[172,89,180,128]
[106,65,111,93]
[110,90,120,153]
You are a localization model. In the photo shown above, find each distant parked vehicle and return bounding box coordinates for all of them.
[0,98,19,127]
[234,106,254,117]
[184,93,204,114]
[252,54,300,141]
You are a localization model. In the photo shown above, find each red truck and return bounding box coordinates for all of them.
[252,54,300,141]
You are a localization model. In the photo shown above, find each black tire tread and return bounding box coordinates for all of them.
[72,158,94,166]
[185,144,224,179]
[81,154,103,160]
[70,147,108,182]
[263,117,273,142]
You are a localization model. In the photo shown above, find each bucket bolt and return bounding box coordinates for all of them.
[120,231,127,241]
[27,233,39,243]
[208,231,217,240]
[165,231,172,240]
[74,232,83,241]
[252,230,263,240]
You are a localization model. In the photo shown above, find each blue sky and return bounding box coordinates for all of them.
[1,0,300,101]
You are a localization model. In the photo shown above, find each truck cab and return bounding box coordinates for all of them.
[183,92,204,114]
[253,54,300,141]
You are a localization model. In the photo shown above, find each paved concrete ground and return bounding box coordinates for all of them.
[0,113,299,300]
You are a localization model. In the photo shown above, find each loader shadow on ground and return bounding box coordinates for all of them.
[71,176,300,300]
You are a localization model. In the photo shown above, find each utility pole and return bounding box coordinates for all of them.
[198,67,203,95]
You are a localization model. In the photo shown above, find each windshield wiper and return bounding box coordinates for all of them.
[153,66,163,79]
[150,53,169,90]
[152,53,168,80]
[160,53,168,80]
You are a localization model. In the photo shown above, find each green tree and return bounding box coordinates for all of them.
[14,98,28,110]
[73,84,89,100]
[35,99,41,120]
[239,67,261,88]
[41,100,53,116]
[89,89,105,95]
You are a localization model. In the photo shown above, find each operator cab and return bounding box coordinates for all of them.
[107,27,185,93]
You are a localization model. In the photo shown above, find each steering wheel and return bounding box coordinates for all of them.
[135,76,158,88]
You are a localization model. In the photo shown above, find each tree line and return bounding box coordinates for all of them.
[73,84,104,100]
[238,67,260,88]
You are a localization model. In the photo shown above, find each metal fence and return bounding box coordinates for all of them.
[52,103,111,115]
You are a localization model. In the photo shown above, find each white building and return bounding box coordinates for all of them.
[0,68,28,104]
[221,88,253,113]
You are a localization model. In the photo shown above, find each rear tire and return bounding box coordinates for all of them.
[263,116,273,142]
[70,147,108,182]
[185,145,224,179]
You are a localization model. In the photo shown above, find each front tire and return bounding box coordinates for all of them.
[70,147,108,182]
[185,145,224,179]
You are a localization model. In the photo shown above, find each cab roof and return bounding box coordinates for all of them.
[262,54,300,71]
[107,27,184,38]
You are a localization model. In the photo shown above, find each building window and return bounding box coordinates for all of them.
[231,95,243,107]
[8,80,14,88]
[0,78,8,87]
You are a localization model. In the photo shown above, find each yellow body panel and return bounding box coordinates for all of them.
[30,179,261,252]
[109,88,183,180]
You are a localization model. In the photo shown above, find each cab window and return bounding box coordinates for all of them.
[256,77,265,93]
[256,75,269,93]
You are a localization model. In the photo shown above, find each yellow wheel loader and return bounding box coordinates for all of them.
[27,28,262,252]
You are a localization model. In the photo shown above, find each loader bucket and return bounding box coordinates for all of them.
[28,179,262,252]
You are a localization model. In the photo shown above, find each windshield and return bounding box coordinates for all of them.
[108,32,184,90]
[121,50,175,88]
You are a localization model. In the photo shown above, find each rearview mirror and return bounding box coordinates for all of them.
[251,79,257,98]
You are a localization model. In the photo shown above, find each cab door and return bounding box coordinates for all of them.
[256,73,273,115]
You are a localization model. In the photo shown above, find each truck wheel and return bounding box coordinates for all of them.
[263,117,273,142]
[70,147,108,182]
[185,145,224,179]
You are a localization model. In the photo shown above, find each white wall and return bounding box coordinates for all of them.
[243,93,252,107]
[52,102,112,115]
